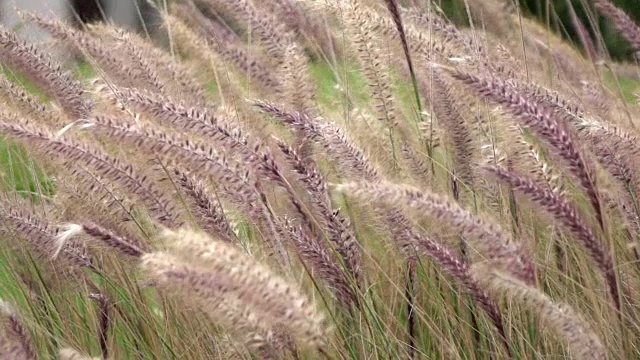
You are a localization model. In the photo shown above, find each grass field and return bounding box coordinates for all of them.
[0,0,639,359]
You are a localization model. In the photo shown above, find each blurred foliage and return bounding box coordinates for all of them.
[521,0,639,60]
[435,0,639,60]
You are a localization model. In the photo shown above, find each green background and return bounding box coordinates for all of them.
[437,0,640,60]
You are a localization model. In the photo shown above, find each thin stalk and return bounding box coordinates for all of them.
[405,257,417,359]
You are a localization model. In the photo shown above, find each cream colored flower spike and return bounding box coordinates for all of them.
[473,264,607,360]
[141,228,328,351]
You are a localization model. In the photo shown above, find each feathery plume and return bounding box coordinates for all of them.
[94,26,166,94]
[400,140,430,182]
[144,256,288,358]
[486,166,619,310]
[0,25,91,118]
[88,21,206,105]
[279,43,316,160]
[277,141,362,286]
[402,7,484,57]
[59,348,99,360]
[279,43,316,114]
[27,13,153,90]
[326,0,451,62]
[56,223,147,258]
[143,228,328,349]
[474,265,607,360]
[0,301,37,360]
[431,72,474,187]
[0,118,180,226]
[0,75,60,124]
[168,13,279,91]
[450,71,604,231]
[254,101,379,181]
[335,182,535,284]
[209,0,293,67]
[79,117,271,233]
[382,0,420,101]
[80,116,280,234]
[1,208,93,269]
[283,218,356,306]
[408,232,509,353]
[172,168,235,242]
[343,2,398,130]
[595,0,640,53]
[568,5,597,59]
[105,24,205,105]
[101,86,258,164]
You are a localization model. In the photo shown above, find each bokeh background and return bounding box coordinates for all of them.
[441,0,639,60]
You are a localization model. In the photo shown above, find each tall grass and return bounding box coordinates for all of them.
[0,0,637,358]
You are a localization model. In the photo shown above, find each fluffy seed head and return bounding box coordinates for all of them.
[141,228,328,349]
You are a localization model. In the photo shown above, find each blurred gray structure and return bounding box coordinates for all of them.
[104,0,140,29]
[1,0,145,40]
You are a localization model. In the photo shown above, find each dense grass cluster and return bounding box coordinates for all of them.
[0,0,639,358]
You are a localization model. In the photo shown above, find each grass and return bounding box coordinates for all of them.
[0,0,638,359]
